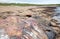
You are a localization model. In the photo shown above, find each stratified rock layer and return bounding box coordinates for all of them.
[0,6,60,39]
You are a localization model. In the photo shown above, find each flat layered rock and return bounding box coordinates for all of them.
[0,6,59,39]
[0,15,49,39]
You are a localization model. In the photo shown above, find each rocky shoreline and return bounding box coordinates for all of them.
[0,6,60,39]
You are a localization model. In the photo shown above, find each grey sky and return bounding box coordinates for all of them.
[0,0,60,4]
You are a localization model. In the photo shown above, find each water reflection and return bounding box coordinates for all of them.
[52,7,60,23]
[55,7,60,13]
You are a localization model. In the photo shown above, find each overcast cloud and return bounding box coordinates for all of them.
[0,0,60,4]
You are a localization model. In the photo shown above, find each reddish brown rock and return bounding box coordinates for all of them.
[0,15,48,39]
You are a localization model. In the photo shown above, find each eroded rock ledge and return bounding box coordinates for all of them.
[0,6,60,39]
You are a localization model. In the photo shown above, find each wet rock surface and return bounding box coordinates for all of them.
[0,6,60,39]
